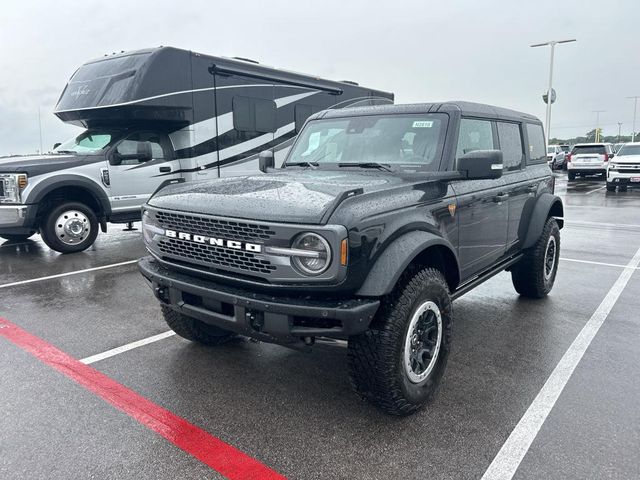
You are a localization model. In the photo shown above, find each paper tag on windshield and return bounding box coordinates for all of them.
[413,121,434,128]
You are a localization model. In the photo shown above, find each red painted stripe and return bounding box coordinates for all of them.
[0,318,286,480]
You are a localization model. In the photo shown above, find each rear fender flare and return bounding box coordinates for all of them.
[522,193,564,249]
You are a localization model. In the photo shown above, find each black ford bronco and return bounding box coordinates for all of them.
[138,102,563,415]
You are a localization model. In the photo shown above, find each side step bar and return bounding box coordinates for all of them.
[452,254,523,300]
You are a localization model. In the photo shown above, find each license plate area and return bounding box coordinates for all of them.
[631,177,640,183]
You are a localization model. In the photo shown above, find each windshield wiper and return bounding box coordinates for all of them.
[338,162,393,172]
[285,161,318,169]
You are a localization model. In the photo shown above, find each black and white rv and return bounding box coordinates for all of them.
[0,46,393,253]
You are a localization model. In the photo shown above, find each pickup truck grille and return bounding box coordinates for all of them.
[616,166,640,174]
[157,237,276,274]
[155,211,276,242]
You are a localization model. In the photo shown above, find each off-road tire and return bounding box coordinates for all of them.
[606,182,616,192]
[568,171,576,181]
[0,233,34,242]
[511,217,560,298]
[40,202,99,254]
[162,305,236,346]
[347,267,452,416]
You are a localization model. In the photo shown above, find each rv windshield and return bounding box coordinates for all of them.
[54,130,119,154]
[286,114,447,171]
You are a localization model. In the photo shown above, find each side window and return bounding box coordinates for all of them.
[525,123,546,164]
[456,118,495,159]
[497,122,524,171]
[295,104,321,133]
[233,96,276,133]
[114,133,164,165]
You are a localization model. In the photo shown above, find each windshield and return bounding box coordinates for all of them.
[53,130,119,154]
[286,114,447,171]
[547,146,556,154]
[571,145,606,155]
[617,145,640,156]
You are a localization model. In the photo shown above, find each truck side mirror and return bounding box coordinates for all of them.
[457,150,503,180]
[53,142,61,150]
[259,150,275,173]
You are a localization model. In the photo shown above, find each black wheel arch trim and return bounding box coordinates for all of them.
[27,176,112,217]
[522,193,563,250]
[356,231,460,297]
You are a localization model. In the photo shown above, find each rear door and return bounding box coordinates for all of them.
[451,118,509,281]
[107,132,180,214]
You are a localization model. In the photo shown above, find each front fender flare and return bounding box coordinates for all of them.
[356,231,459,297]
[522,193,564,249]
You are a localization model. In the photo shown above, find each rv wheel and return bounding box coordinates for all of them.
[41,202,99,254]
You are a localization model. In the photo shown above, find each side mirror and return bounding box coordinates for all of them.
[608,153,615,159]
[457,150,503,180]
[258,150,275,173]
[53,142,61,150]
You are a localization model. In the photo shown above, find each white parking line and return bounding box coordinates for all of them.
[481,245,640,480]
[560,257,640,270]
[0,260,138,289]
[562,219,640,229]
[585,186,606,195]
[80,331,176,365]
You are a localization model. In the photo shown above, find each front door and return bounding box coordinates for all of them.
[107,132,181,214]
[452,118,508,281]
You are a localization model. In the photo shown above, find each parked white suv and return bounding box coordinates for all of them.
[547,145,564,169]
[606,142,640,192]
[567,143,615,181]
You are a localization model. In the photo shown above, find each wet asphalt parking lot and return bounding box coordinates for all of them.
[1,171,639,480]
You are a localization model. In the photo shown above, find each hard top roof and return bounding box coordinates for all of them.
[312,101,541,123]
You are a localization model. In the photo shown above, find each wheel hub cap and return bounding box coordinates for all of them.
[403,301,443,384]
[54,210,90,245]
[544,236,557,280]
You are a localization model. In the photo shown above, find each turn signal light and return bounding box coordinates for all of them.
[17,174,28,189]
[340,238,348,266]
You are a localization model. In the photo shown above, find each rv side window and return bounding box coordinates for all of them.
[233,96,276,133]
[497,122,524,171]
[295,105,321,133]
[525,123,546,164]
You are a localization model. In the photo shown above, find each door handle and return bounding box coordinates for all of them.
[159,166,171,173]
[493,193,509,203]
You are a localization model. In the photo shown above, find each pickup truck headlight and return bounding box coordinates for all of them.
[0,173,28,204]
[141,210,165,244]
[291,232,332,275]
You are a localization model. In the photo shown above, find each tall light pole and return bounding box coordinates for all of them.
[617,122,623,143]
[530,39,577,146]
[627,96,639,142]
[38,107,43,154]
[592,110,605,142]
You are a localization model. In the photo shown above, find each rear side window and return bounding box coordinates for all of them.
[571,145,606,155]
[497,122,524,171]
[456,118,495,159]
[525,123,546,164]
[233,96,276,133]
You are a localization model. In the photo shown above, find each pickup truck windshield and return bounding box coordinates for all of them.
[53,130,119,154]
[286,114,447,171]
[617,145,640,156]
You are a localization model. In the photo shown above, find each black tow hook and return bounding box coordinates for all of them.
[154,287,169,304]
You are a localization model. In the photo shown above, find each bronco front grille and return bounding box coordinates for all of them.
[157,238,276,274]
[155,211,276,242]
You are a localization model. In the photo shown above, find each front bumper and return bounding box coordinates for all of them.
[607,170,640,185]
[0,204,37,235]
[138,256,380,344]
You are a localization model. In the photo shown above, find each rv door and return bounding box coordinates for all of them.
[107,132,181,213]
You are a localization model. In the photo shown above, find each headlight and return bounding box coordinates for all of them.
[141,210,165,244]
[291,232,331,275]
[0,173,28,204]
[609,163,618,170]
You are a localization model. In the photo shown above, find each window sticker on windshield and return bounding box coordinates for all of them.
[412,121,434,128]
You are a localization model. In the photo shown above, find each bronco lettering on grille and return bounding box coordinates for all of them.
[164,229,262,253]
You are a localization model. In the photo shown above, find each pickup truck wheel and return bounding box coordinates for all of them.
[511,217,560,298]
[161,305,236,346]
[568,172,576,181]
[40,202,99,254]
[606,182,616,192]
[347,267,452,416]
[0,233,34,242]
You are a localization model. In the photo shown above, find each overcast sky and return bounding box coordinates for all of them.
[1,0,639,155]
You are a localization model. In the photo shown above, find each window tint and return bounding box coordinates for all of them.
[617,145,640,156]
[115,132,164,165]
[456,119,495,159]
[233,96,276,133]
[497,122,524,171]
[525,123,546,164]
[571,145,607,155]
[295,104,321,133]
